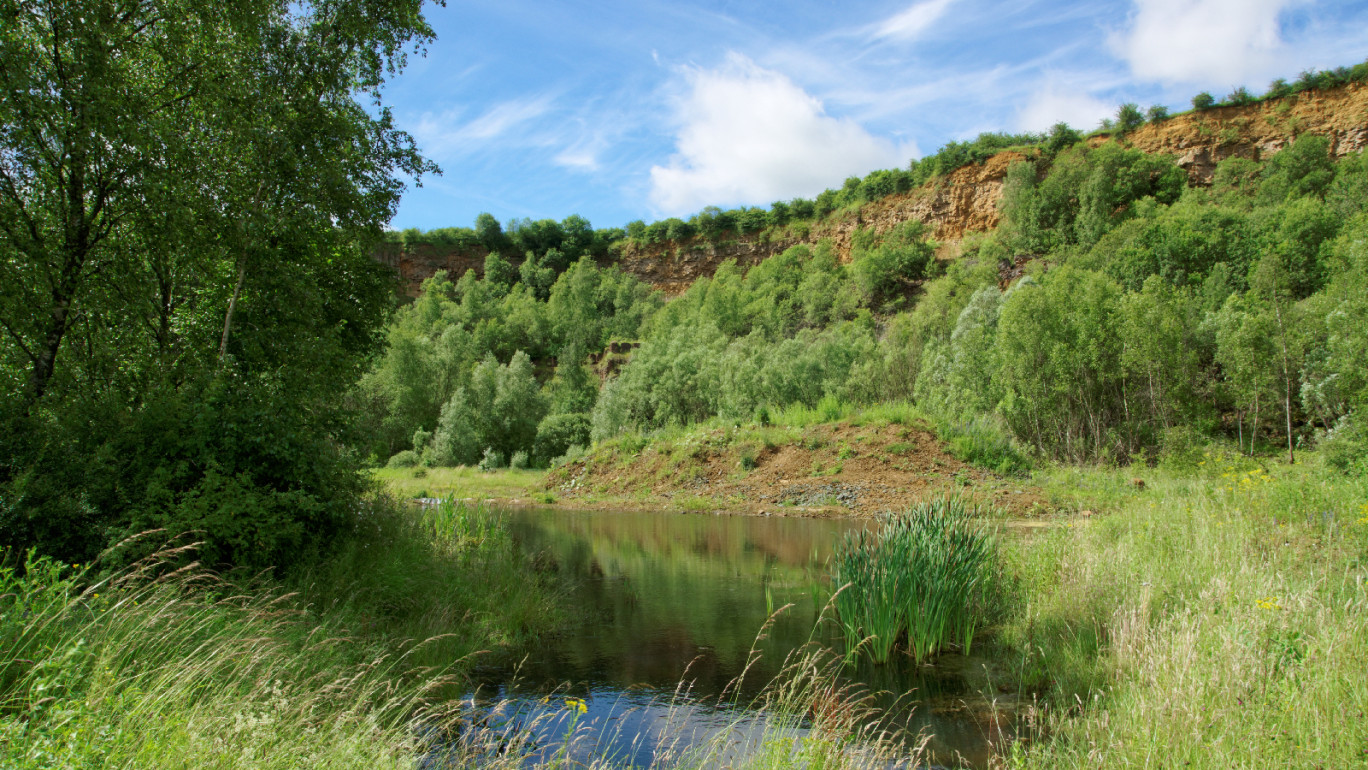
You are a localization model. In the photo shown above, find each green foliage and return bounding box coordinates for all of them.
[1044,122,1083,155]
[0,0,436,568]
[832,497,996,664]
[1192,91,1216,110]
[1115,103,1145,133]
[534,413,592,466]
[1224,86,1255,106]
[849,221,935,304]
[358,259,659,463]
[428,352,547,467]
[1259,134,1336,204]
[995,267,1132,461]
[478,448,506,471]
[938,416,1033,477]
[1146,104,1170,123]
[483,251,518,291]
[1001,141,1184,253]
[386,450,421,469]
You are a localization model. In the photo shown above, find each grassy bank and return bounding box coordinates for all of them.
[371,466,549,504]
[998,451,1368,767]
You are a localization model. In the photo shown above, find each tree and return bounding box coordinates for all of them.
[0,0,437,566]
[1192,92,1216,110]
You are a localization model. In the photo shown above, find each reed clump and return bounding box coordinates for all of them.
[832,497,996,664]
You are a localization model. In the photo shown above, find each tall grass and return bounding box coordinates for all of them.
[832,497,997,664]
[0,545,449,769]
[0,497,570,769]
[1000,453,1368,768]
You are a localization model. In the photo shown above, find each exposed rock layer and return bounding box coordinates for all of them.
[380,84,1368,296]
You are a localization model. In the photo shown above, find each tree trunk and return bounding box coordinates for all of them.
[218,257,247,365]
[1272,300,1295,464]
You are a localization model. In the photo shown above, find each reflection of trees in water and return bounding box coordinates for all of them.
[497,508,965,710]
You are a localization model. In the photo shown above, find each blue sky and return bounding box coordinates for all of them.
[383,0,1368,232]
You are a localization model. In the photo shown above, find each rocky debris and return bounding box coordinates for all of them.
[770,482,867,508]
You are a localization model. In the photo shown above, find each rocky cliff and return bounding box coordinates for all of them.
[381,83,1368,297]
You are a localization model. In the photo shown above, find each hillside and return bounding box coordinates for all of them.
[547,407,1048,518]
[378,82,1368,296]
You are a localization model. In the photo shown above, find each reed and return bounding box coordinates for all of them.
[832,497,996,664]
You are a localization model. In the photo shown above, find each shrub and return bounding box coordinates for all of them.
[1146,104,1169,123]
[1225,86,1255,106]
[1045,122,1083,155]
[509,451,529,470]
[477,448,505,471]
[534,412,592,466]
[1192,92,1216,110]
[1116,103,1144,133]
[386,450,421,468]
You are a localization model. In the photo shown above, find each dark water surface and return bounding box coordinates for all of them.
[462,507,1017,767]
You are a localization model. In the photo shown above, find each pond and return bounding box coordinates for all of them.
[459,507,1019,768]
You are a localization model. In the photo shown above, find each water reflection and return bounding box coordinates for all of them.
[462,507,1015,768]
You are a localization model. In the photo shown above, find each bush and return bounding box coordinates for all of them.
[1146,104,1169,123]
[1116,103,1144,133]
[1192,92,1216,110]
[533,412,592,466]
[386,450,421,468]
[477,448,505,471]
[850,221,934,302]
[509,451,529,470]
[1224,86,1255,106]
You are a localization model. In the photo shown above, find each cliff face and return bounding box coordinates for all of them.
[1123,82,1368,182]
[373,240,489,298]
[381,83,1368,297]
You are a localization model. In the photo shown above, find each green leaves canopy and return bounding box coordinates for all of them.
[0,0,438,566]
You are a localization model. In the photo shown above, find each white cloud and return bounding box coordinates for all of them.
[1114,0,1297,84]
[870,0,957,41]
[1016,81,1115,133]
[648,54,911,216]
[412,96,555,159]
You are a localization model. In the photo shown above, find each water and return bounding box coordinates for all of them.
[459,507,1018,768]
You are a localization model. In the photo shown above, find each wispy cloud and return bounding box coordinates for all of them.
[869,0,957,41]
[649,53,912,215]
[412,95,557,159]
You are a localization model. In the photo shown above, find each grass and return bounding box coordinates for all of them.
[832,497,997,665]
[0,547,442,769]
[371,465,546,501]
[997,450,1368,768]
[0,499,565,769]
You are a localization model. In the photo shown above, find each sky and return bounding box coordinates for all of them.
[382,0,1368,232]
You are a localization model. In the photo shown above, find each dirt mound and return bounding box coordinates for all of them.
[547,420,1049,518]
